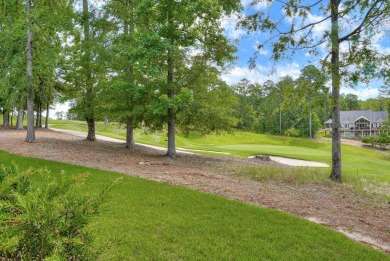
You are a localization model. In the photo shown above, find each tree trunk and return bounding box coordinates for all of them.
[17,106,24,130]
[166,11,176,157]
[126,117,135,148]
[83,0,96,141]
[26,0,35,142]
[2,110,9,126]
[329,0,342,183]
[167,106,176,157]
[309,108,312,138]
[124,2,136,150]
[36,102,42,128]
[279,107,282,134]
[45,103,49,128]
[86,117,96,141]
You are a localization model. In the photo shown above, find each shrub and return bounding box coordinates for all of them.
[362,136,378,147]
[0,164,110,260]
[284,128,301,137]
[377,133,390,149]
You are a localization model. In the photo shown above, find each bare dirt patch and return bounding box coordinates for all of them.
[0,126,389,254]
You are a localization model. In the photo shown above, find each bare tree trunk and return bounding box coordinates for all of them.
[36,102,42,128]
[17,106,24,130]
[2,110,9,126]
[279,107,282,134]
[166,52,176,157]
[26,0,35,142]
[126,117,135,148]
[309,108,312,138]
[10,111,13,126]
[86,117,96,141]
[45,103,49,128]
[167,105,176,157]
[166,11,176,157]
[329,0,342,183]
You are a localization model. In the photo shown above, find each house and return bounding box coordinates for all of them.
[324,110,388,138]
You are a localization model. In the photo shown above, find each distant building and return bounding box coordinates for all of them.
[325,110,388,138]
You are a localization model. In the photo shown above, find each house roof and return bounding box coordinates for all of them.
[324,110,388,124]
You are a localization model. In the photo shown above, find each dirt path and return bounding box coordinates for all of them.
[0,127,389,254]
[52,128,329,167]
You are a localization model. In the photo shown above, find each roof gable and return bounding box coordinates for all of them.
[325,110,388,123]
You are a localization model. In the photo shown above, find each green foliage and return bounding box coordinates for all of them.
[0,164,106,260]
[232,67,330,137]
[378,133,390,148]
[362,136,377,147]
[341,94,361,111]
[284,128,300,137]
[362,133,390,149]
[359,97,390,111]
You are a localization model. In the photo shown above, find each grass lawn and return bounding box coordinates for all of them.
[0,150,388,260]
[48,120,390,182]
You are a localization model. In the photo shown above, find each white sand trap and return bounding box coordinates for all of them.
[269,156,329,167]
[177,147,231,155]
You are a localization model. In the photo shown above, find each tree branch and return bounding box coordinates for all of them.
[339,0,383,42]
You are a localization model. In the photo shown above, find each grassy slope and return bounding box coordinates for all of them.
[49,120,390,181]
[0,150,388,260]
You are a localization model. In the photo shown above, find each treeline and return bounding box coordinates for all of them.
[232,65,329,138]
[232,74,390,138]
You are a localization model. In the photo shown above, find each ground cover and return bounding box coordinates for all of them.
[0,149,388,260]
[49,120,390,181]
[0,127,389,254]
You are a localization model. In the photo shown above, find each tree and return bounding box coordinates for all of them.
[241,0,390,182]
[82,0,95,141]
[296,65,327,138]
[25,0,34,142]
[0,0,74,140]
[62,0,111,141]
[102,0,153,148]
[341,94,360,111]
[138,0,240,157]
[0,0,27,131]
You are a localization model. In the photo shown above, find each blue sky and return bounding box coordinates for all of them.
[220,0,390,100]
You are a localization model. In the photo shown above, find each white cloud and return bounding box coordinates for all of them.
[223,64,381,101]
[221,62,301,85]
[340,86,379,101]
[241,0,269,11]
[220,13,245,40]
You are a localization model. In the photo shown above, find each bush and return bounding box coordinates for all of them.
[378,132,390,149]
[361,136,378,147]
[362,133,390,149]
[284,128,301,137]
[0,164,110,260]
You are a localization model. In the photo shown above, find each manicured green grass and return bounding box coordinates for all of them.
[48,120,390,181]
[0,150,388,260]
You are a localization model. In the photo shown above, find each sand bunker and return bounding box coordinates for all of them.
[249,155,329,167]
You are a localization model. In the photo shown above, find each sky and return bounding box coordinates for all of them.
[220,0,390,101]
